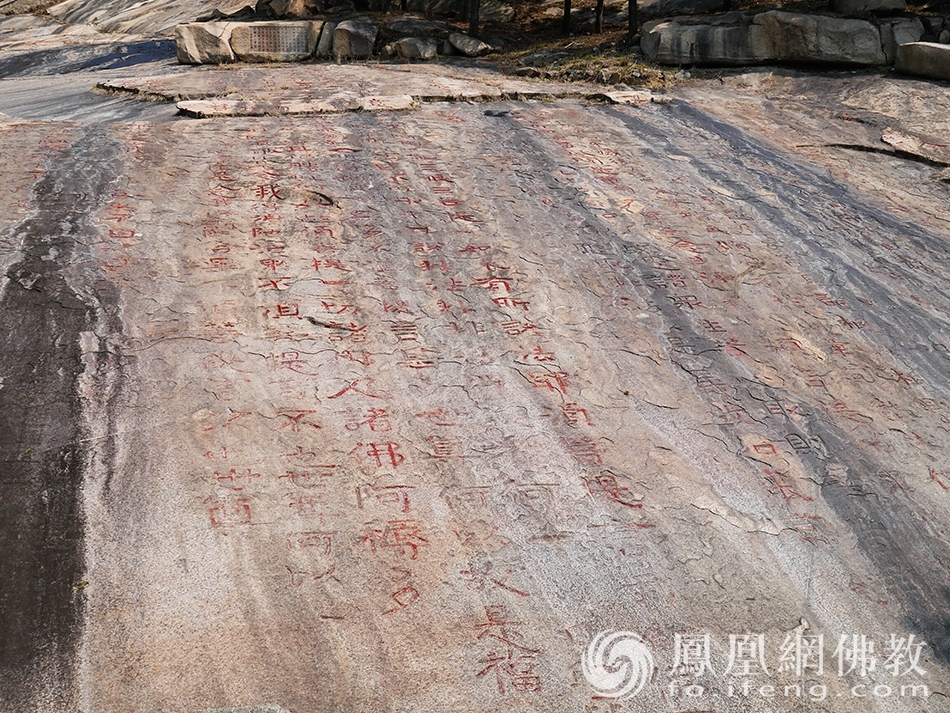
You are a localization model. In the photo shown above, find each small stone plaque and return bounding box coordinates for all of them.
[230,21,321,62]
[247,25,308,54]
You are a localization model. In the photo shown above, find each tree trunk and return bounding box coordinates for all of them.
[562,0,571,35]
[469,0,480,38]
[595,0,604,33]
[627,0,637,39]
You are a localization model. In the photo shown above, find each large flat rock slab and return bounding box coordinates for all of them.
[97,63,608,115]
[1,54,950,713]
[177,93,417,116]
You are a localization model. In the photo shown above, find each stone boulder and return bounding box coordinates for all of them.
[315,20,337,56]
[896,41,950,80]
[264,0,309,18]
[197,5,256,21]
[333,19,378,58]
[230,20,322,61]
[923,16,945,35]
[831,0,904,14]
[176,22,236,64]
[643,11,888,66]
[393,36,439,59]
[449,31,491,56]
[878,16,924,64]
[641,14,770,65]
[753,11,886,65]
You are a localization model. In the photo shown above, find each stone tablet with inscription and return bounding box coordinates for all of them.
[230,21,323,62]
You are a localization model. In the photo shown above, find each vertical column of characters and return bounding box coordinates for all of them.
[334,126,441,616]
[196,125,269,540]
[255,123,420,610]
[262,121,355,578]
[198,151,243,280]
[247,126,356,587]
[399,123,570,694]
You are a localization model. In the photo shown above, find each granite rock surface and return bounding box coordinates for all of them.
[0,20,949,713]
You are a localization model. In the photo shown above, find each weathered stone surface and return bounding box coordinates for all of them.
[941,29,950,44]
[46,0,251,34]
[315,19,336,56]
[831,0,904,14]
[359,93,415,110]
[393,36,438,60]
[230,20,321,62]
[0,0,55,13]
[754,11,886,65]
[448,31,490,57]
[333,19,377,58]
[265,0,308,18]
[105,63,602,109]
[0,32,173,77]
[879,126,950,165]
[180,91,454,116]
[196,4,256,22]
[896,40,950,79]
[597,89,654,104]
[6,28,950,713]
[175,22,236,64]
[642,16,771,66]
[644,11,888,66]
[878,16,924,64]
[896,16,926,45]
